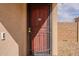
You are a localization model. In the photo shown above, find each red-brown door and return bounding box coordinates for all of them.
[28,4,51,55]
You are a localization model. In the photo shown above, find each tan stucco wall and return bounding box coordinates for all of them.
[52,3,58,56]
[0,4,27,56]
[58,22,79,55]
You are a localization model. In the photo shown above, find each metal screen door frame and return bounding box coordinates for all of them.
[27,4,52,56]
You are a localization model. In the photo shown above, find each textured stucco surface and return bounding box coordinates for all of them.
[52,3,58,56]
[58,22,79,56]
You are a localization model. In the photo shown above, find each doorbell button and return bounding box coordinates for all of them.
[0,32,5,40]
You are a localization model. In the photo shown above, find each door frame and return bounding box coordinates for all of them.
[27,3,52,56]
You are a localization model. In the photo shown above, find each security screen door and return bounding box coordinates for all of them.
[28,4,52,56]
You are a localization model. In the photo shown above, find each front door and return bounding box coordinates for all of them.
[28,4,51,56]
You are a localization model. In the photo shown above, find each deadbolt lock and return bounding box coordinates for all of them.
[28,27,31,32]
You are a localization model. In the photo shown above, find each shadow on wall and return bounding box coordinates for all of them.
[0,4,26,56]
[0,22,19,56]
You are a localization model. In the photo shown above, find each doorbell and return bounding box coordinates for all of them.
[0,32,5,40]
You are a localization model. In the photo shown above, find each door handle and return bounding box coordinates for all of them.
[28,27,31,32]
